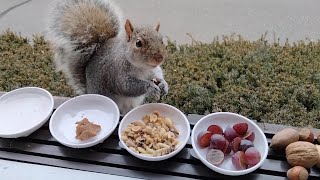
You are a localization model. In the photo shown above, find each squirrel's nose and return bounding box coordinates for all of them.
[155,55,163,63]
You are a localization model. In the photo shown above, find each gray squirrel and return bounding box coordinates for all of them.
[47,0,168,114]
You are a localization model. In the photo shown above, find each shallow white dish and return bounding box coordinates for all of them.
[0,87,54,138]
[118,103,190,161]
[191,112,268,176]
[49,94,120,148]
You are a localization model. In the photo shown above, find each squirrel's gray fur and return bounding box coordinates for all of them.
[47,0,168,114]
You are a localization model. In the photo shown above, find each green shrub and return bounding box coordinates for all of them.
[0,31,74,97]
[1,31,320,128]
[162,37,320,128]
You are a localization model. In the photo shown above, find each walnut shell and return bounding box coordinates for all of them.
[316,145,320,169]
[286,141,319,168]
[270,128,299,150]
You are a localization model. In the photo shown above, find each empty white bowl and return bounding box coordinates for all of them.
[191,112,268,176]
[49,94,120,148]
[118,103,190,161]
[0,87,54,138]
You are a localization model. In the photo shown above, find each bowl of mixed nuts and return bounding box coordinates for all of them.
[118,103,190,161]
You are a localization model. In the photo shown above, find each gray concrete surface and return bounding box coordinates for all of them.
[0,159,141,180]
[0,0,320,44]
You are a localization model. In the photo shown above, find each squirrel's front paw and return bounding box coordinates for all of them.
[158,79,169,96]
[147,83,161,101]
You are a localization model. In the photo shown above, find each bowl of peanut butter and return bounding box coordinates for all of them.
[49,94,120,148]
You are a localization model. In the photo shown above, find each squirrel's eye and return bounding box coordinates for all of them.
[136,39,142,48]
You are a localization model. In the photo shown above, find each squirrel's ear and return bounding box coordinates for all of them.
[125,19,134,42]
[154,22,160,32]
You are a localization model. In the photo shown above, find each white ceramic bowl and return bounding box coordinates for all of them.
[191,112,268,176]
[49,94,120,148]
[118,103,190,161]
[0,87,54,138]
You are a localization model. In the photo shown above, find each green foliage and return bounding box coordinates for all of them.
[162,36,320,128]
[0,30,74,97]
[1,31,320,128]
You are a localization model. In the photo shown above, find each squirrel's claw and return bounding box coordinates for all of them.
[158,80,169,96]
[147,83,161,101]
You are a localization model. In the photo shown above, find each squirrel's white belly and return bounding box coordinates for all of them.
[114,95,145,115]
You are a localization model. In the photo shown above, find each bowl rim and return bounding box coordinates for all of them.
[191,112,268,176]
[49,94,120,148]
[0,87,54,138]
[118,103,191,161]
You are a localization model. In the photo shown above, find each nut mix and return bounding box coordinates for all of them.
[121,111,180,156]
[270,127,320,179]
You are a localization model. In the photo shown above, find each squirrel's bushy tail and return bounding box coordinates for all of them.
[47,0,122,94]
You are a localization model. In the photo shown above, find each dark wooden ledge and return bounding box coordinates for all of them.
[0,91,319,179]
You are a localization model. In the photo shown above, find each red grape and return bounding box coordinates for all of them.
[225,143,232,155]
[243,131,255,142]
[244,147,261,166]
[224,125,240,142]
[210,134,230,154]
[197,131,213,147]
[233,123,248,136]
[232,151,247,170]
[207,124,223,135]
[231,137,242,152]
[239,139,254,151]
[206,149,225,165]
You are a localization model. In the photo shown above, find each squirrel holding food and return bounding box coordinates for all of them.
[47,0,169,114]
